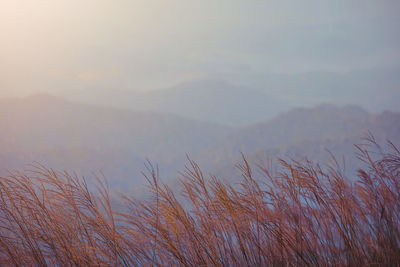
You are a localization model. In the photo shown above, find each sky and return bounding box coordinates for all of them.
[1,0,400,97]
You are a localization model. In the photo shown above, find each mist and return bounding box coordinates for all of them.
[1,0,399,105]
[1,2,400,265]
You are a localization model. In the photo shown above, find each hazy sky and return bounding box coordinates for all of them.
[1,0,400,96]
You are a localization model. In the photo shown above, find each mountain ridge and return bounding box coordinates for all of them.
[1,95,399,191]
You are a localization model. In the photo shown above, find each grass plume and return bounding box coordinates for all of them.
[0,138,399,266]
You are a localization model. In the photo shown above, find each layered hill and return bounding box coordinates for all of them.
[63,67,400,126]
[0,94,231,188]
[64,79,290,126]
[1,95,399,192]
[197,104,400,180]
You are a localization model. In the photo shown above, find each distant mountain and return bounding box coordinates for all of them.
[1,95,399,193]
[194,104,400,180]
[63,79,290,126]
[62,67,400,127]
[244,66,400,112]
[205,104,370,156]
[0,94,231,188]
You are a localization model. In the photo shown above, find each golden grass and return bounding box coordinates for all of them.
[0,138,399,266]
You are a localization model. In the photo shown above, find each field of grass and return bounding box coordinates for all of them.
[0,137,399,266]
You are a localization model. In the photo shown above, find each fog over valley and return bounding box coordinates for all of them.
[1,0,400,191]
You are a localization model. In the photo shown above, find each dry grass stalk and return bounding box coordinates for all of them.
[0,138,399,266]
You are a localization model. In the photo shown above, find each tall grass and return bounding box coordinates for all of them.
[0,138,399,266]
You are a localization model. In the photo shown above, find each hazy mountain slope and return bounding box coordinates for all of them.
[63,79,290,126]
[195,105,400,180]
[0,94,231,187]
[1,95,399,192]
[236,66,400,113]
[63,66,400,126]
[201,104,369,157]
[134,80,289,126]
